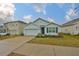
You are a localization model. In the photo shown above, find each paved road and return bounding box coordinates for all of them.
[0,36,34,56]
[12,43,79,56]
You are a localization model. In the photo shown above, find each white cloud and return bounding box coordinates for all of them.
[23,15,33,23]
[33,3,47,15]
[57,3,78,21]
[65,8,78,21]
[47,17,56,23]
[0,3,15,23]
[64,15,71,21]
[64,4,79,21]
[67,8,77,17]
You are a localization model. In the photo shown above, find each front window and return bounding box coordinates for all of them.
[47,27,58,33]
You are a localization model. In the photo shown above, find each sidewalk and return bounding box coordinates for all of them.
[12,43,79,56]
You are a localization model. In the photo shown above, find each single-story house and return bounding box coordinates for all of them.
[61,18,79,35]
[4,21,27,35]
[24,18,61,36]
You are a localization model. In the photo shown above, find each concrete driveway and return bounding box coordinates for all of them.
[11,43,79,56]
[0,36,34,56]
[11,43,55,56]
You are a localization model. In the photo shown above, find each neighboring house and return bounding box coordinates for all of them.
[0,24,7,35]
[61,18,79,35]
[24,18,61,36]
[4,21,27,35]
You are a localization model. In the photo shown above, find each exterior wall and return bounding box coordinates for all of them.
[45,24,60,35]
[5,22,26,35]
[18,22,26,35]
[5,22,19,35]
[61,26,73,34]
[58,27,61,33]
[73,22,79,35]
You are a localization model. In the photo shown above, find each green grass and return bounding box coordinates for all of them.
[28,34,79,47]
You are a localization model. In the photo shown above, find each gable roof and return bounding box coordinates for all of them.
[32,18,59,26]
[46,22,60,26]
[24,22,40,30]
[25,22,39,27]
[33,18,50,23]
[62,18,79,27]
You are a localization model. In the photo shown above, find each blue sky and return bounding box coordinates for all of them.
[13,3,79,24]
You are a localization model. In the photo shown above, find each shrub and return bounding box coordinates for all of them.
[21,33,24,36]
[36,33,63,38]
[6,33,10,36]
[36,33,44,38]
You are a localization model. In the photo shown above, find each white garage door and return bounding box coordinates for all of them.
[24,29,40,36]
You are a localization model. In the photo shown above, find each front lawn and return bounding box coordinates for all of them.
[28,34,79,47]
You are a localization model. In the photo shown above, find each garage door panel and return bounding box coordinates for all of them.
[24,29,40,36]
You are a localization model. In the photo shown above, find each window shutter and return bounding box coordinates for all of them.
[56,27,58,33]
[47,27,48,33]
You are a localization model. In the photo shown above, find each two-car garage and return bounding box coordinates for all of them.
[24,29,40,36]
[23,23,40,36]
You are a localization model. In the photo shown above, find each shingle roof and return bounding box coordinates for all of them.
[62,18,79,27]
[4,21,27,24]
[33,18,50,23]
[25,22,39,27]
[24,18,60,28]
[34,18,59,26]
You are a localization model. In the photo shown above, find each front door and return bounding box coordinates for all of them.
[41,27,45,34]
